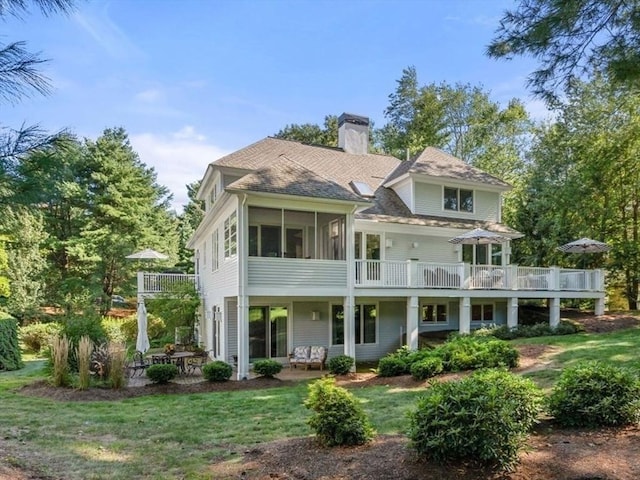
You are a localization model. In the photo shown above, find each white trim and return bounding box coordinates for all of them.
[419,301,449,326]
[470,301,496,323]
[329,301,379,347]
[442,185,475,215]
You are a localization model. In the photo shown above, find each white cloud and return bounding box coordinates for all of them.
[135,88,164,104]
[74,4,145,61]
[130,128,230,213]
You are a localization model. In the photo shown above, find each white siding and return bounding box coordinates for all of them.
[392,180,413,212]
[291,301,330,350]
[474,190,500,222]
[226,299,238,360]
[385,233,458,263]
[414,182,441,216]
[248,258,347,288]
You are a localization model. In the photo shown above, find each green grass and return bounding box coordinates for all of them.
[513,326,640,387]
[3,325,640,479]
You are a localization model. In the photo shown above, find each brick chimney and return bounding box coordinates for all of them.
[338,113,369,155]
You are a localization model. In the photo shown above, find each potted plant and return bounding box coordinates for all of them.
[164,343,175,355]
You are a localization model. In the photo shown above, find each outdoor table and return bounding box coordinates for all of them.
[168,351,195,375]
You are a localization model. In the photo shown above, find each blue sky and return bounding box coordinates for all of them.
[5,0,544,211]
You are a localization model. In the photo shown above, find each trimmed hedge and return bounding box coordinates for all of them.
[548,361,640,427]
[410,356,443,380]
[327,354,354,375]
[253,359,283,378]
[0,317,23,371]
[203,361,233,382]
[146,363,178,384]
[305,376,375,447]
[408,369,543,470]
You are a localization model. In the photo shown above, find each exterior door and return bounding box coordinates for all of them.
[248,306,288,360]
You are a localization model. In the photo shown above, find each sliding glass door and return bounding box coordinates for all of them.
[248,306,288,360]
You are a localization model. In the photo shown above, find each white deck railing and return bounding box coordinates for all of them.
[137,272,199,295]
[354,260,604,292]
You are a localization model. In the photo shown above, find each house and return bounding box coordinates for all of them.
[160,113,605,379]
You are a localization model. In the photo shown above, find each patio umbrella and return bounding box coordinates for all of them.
[558,237,610,253]
[136,300,150,354]
[448,228,511,245]
[126,248,168,260]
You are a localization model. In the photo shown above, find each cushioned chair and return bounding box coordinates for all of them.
[186,351,209,376]
[307,346,328,371]
[289,346,310,369]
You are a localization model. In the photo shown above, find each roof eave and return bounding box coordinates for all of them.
[225,187,372,207]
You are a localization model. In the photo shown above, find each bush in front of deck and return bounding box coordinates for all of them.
[253,359,282,378]
[327,354,354,375]
[548,361,640,427]
[146,364,178,384]
[203,361,232,382]
[305,376,374,447]
[407,369,543,470]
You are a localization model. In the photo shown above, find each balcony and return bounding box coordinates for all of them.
[137,272,199,296]
[354,260,604,292]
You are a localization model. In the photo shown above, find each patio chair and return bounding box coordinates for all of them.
[289,345,310,369]
[128,351,150,377]
[186,351,209,376]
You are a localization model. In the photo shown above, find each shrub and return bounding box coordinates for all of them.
[438,336,519,371]
[120,313,166,343]
[0,317,23,371]
[253,359,283,378]
[203,360,233,382]
[62,315,107,372]
[410,356,444,380]
[408,369,543,470]
[146,363,178,384]
[328,354,354,375]
[548,361,640,427]
[19,322,62,354]
[101,317,127,343]
[305,377,375,447]
[554,320,582,335]
[377,355,409,377]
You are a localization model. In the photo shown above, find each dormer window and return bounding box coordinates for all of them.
[444,187,473,213]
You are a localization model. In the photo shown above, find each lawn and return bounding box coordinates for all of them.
[2,324,640,479]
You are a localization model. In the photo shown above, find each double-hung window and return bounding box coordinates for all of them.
[212,229,219,271]
[224,212,237,258]
[444,187,474,213]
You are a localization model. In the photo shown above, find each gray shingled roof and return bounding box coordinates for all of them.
[384,146,510,188]
[226,155,365,202]
[214,137,400,196]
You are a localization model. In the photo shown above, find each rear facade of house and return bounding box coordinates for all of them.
[182,113,605,379]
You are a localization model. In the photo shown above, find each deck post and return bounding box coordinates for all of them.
[406,296,419,350]
[459,297,471,334]
[507,297,518,329]
[549,297,560,328]
[343,295,356,361]
[595,297,605,316]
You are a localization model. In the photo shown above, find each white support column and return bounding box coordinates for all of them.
[343,295,356,361]
[236,195,250,380]
[507,297,519,329]
[459,297,471,334]
[595,297,606,316]
[236,296,249,380]
[344,208,356,370]
[549,297,560,328]
[406,296,419,350]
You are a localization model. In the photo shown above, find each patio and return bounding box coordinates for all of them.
[126,363,327,387]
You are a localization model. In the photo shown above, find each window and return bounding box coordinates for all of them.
[471,304,494,322]
[444,187,473,213]
[210,183,218,204]
[224,212,237,258]
[212,229,219,271]
[421,303,447,323]
[331,304,377,345]
[203,240,207,270]
[463,244,502,266]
